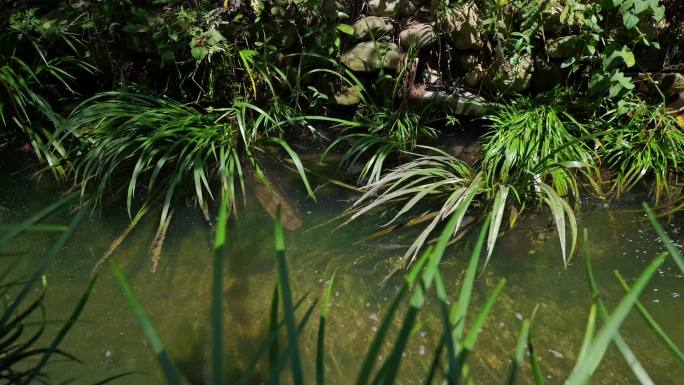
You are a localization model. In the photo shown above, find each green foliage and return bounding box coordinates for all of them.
[0,8,93,175]
[601,99,684,202]
[346,93,599,266]
[60,92,314,227]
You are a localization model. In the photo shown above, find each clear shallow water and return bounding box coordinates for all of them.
[1,154,683,385]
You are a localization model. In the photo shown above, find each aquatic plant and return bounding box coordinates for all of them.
[601,99,684,203]
[59,92,314,229]
[114,196,684,385]
[346,94,599,267]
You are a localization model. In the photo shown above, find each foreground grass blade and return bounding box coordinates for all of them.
[615,271,684,366]
[269,283,280,383]
[507,319,532,385]
[0,205,87,327]
[274,206,304,385]
[585,259,655,385]
[355,247,432,385]
[24,274,99,384]
[112,262,182,385]
[565,253,667,385]
[0,194,77,247]
[643,203,684,274]
[317,271,337,385]
[211,192,229,385]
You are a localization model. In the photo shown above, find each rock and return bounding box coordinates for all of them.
[488,54,534,94]
[546,35,584,58]
[463,64,485,88]
[459,52,479,70]
[367,0,416,17]
[413,88,490,116]
[399,23,436,50]
[353,16,394,41]
[459,52,484,87]
[340,41,402,72]
[660,73,684,95]
[421,65,442,86]
[334,85,361,105]
[444,3,481,50]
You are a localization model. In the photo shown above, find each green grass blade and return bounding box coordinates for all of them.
[585,258,656,385]
[0,194,77,247]
[274,206,304,385]
[269,283,280,382]
[565,253,667,385]
[643,203,684,274]
[25,274,99,384]
[507,319,532,385]
[0,205,87,327]
[615,271,684,365]
[211,192,229,385]
[317,271,337,385]
[451,216,492,344]
[111,262,182,385]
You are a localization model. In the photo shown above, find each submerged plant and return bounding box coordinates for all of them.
[601,100,684,203]
[59,92,313,229]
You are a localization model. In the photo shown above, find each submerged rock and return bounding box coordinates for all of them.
[399,23,436,50]
[367,0,416,17]
[340,41,401,72]
[353,16,394,41]
[444,3,481,50]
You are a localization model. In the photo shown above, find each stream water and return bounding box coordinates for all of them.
[1,153,683,385]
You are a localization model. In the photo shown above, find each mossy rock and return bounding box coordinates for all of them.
[340,41,402,72]
[444,2,482,50]
[399,23,436,50]
[353,16,394,41]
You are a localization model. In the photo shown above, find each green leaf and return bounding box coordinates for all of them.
[565,253,667,385]
[336,23,355,35]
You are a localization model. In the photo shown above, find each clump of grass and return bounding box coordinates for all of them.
[345,93,599,267]
[59,91,314,229]
[601,99,684,203]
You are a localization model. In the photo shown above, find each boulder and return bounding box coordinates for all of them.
[334,85,362,105]
[546,35,584,58]
[444,3,482,50]
[340,41,402,72]
[463,65,485,88]
[414,88,490,116]
[399,23,436,50]
[353,16,394,41]
[368,0,416,17]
